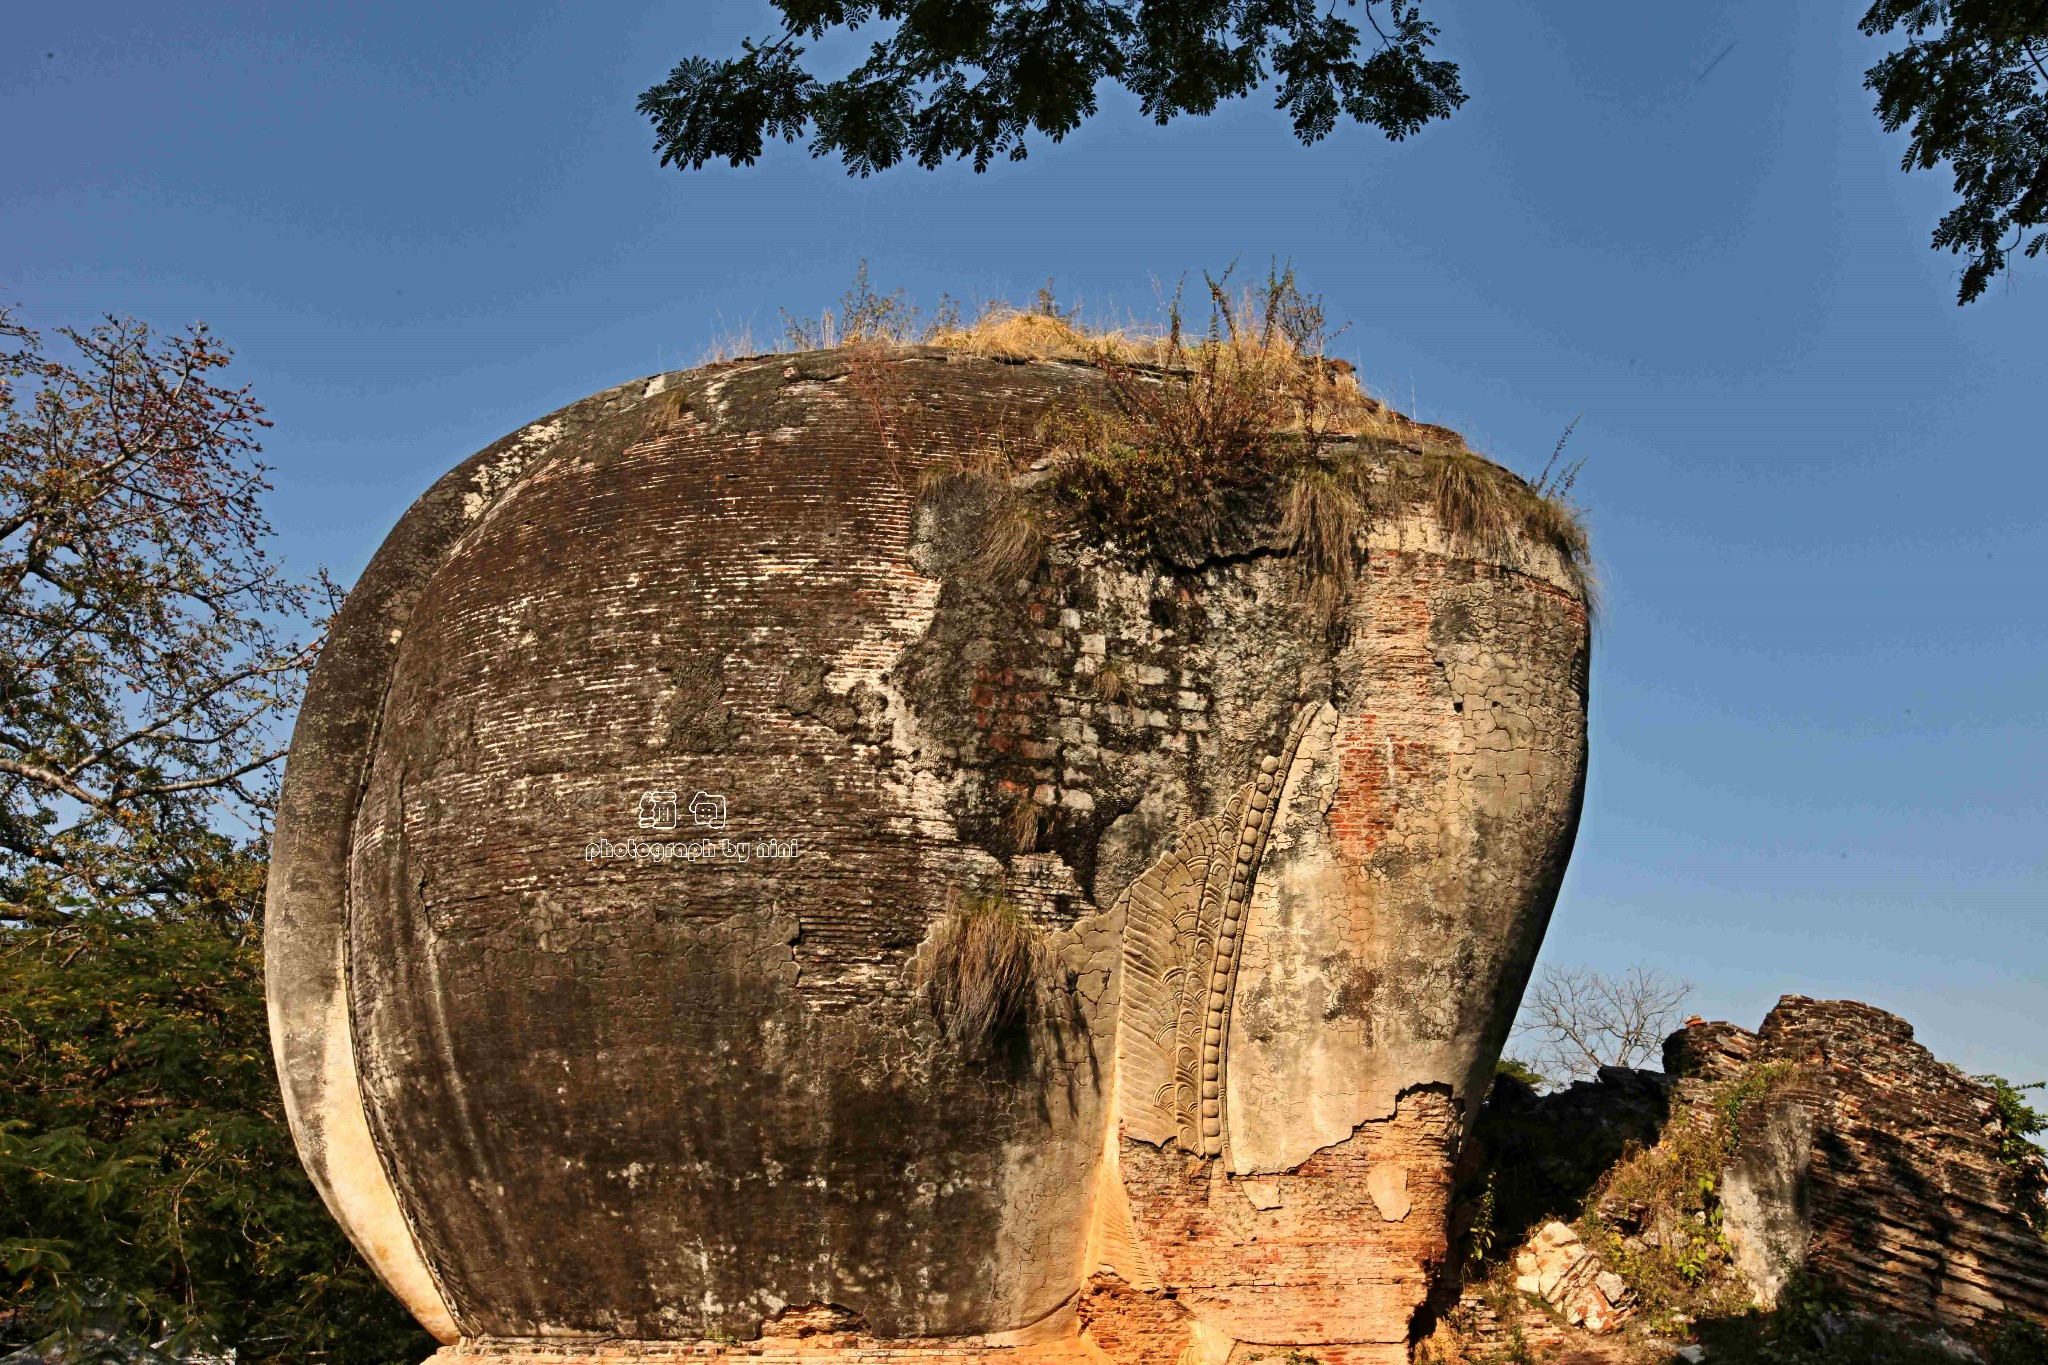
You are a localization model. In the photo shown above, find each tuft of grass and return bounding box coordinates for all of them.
[973,493,1050,584]
[1039,265,1394,570]
[927,307,1103,362]
[1398,445,1596,613]
[999,788,1041,854]
[918,888,1046,1053]
[697,315,764,364]
[1280,459,1371,631]
[915,434,1024,496]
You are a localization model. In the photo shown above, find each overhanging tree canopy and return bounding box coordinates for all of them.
[640,1,1465,175]
[1861,0,2048,303]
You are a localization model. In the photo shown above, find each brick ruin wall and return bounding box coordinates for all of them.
[1717,997,2048,1331]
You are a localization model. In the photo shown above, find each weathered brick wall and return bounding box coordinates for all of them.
[1116,1088,1458,1360]
[267,346,1591,1359]
[1722,997,2048,1330]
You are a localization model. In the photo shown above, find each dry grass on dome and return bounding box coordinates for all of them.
[701,267,1596,610]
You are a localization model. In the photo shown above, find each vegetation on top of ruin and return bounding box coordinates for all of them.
[1447,1025,2048,1365]
[712,264,1596,615]
[1574,1062,1803,1331]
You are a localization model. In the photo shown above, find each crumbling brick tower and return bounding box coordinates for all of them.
[266,345,1589,1364]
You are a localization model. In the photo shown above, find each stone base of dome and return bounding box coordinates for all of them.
[426,1335,1409,1365]
[429,1337,1098,1365]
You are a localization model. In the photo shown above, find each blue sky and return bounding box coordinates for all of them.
[5,2,2042,1083]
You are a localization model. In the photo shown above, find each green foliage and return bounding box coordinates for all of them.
[1575,1063,1801,1322]
[1860,1,2048,302]
[1462,1171,1499,1268]
[1492,1057,1547,1091]
[1694,1288,2047,1365]
[0,298,421,1361]
[0,836,433,1362]
[1460,1049,2048,1364]
[1982,1315,2048,1365]
[1973,1073,2047,1233]
[640,2,1465,175]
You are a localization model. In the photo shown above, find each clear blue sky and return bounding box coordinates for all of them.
[6,3,2042,1083]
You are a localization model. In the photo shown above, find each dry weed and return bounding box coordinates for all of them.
[927,307,1103,362]
[975,494,1049,584]
[999,789,1041,854]
[1404,445,1597,612]
[919,888,1047,1053]
[1281,460,1372,631]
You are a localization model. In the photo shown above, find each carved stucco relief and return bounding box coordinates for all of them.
[1112,703,1329,1160]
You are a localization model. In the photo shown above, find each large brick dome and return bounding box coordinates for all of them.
[266,345,1589,1363]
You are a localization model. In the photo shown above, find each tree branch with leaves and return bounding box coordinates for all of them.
[640,1,1464,176]
[1861,0,2048,303]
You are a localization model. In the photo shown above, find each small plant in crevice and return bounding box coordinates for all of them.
[1463,1171,1500,1270]
[917,888,1047,1056]
[999,788,1041,854]
[1974,1073,2048,1234]
[972,491,1050,585]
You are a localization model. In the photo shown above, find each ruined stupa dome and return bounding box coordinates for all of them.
[267,340,1590,1363]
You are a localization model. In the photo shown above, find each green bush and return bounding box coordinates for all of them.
[0,837,432,1363]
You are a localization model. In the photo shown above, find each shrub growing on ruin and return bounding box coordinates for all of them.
[1975,1074,2048,1235]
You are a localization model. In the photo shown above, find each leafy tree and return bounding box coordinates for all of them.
[0,301,429,1360]
[1861,1,2048,303]
[1,838,433,1362]
[1492,1055,1549,1091]
[640,1,1464,175]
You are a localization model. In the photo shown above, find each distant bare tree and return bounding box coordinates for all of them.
[1513,964,1694,1086]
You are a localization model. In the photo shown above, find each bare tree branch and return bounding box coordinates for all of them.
[1511,964,1694,1086]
